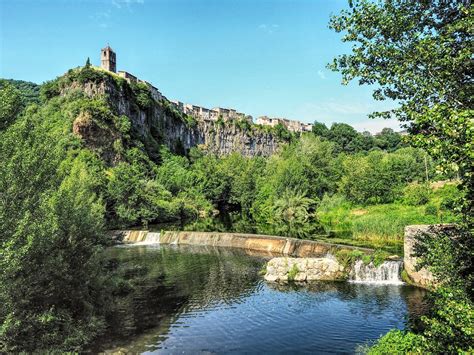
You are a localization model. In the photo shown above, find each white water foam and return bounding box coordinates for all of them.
[349,260,404,285]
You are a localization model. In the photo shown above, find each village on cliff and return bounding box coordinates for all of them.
[100,45,314,133]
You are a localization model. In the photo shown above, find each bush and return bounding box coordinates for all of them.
[437,183,463,212]
[366,329,424,354]
[402,182,431,205]
[334,249,364,268]
[424,204,438,216]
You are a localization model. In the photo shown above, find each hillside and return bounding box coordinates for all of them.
[41,66,286,164]
[0,78,40,106]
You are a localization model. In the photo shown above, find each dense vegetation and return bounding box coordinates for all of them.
[1,0,472,347]
[329,0,473,352]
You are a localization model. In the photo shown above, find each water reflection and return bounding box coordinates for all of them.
[94,244,427,354]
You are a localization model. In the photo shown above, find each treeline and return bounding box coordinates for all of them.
[312,121,404,153]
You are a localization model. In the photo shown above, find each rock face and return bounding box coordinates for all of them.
[65,77,280,158]
[404,225,441,287]
[264,257,346,282]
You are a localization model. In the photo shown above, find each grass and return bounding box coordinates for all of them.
[317,185,462,255]
[287,263,299,281]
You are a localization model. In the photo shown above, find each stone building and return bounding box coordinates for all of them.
[98,47,309,131]
[101,46,116,73]
[256,116,313,133]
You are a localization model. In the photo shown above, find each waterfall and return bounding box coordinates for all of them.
[349,260,404,285]
[123,231,161,244]
[142,232,160,244]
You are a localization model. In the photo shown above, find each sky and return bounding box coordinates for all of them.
[0,0,400,133]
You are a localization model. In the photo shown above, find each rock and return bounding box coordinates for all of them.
[264,257,345,282]
[404,225,454,287]
[64,78,280,159]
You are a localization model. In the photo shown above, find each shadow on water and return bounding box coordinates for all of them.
[91,244,429,354]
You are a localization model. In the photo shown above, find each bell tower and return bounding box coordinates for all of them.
[101,45,116,72]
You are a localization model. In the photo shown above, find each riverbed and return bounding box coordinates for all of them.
[95,244,428,354]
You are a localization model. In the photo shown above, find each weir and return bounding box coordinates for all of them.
[113,230,373,257]
[113,230,408,284]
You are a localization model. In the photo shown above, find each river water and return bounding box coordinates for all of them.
[95,244,428,354]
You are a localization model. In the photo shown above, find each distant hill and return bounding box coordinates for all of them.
[0,79,41,106]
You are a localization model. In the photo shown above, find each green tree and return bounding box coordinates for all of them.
[375,128,403,152]
[312,121,329,137]
[330,1,473,352]
[85,57,91,68]
[326,122,359,153]
[0,100,108,351]
[0,81,24,131]
[272,189,317,238]
[329,0,472,215]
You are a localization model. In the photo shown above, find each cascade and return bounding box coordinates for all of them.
[143,232,160,244]
[123,231,161,244]
[349,260,404,284]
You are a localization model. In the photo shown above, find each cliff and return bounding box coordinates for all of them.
[58,68,282,161]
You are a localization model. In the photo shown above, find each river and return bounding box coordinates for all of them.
[93,244,428,354]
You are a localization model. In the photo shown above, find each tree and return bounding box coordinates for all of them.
[0,100,108,351]
[329,0,472,215]
[329,1,473,352]
[85,57,91,68]
[326,122,359,153]
[272,189,317,239]
[312,121,329,137]
[0,81,23,131]
[375,128,403,152]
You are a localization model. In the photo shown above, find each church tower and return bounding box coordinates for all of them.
[101,45,116,72]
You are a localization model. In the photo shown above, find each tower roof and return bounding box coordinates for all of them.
[102,45,114,52]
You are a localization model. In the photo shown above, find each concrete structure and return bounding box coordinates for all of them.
[101,46,116,73]
[112,230,372,257]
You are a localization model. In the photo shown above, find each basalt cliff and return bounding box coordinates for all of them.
[58,68,283,163]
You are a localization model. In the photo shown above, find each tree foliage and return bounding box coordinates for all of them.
[0,99,109,352]
[329,1,473,352]
[329,0,472,219]
[0,81,24,131]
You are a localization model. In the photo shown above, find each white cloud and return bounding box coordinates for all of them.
[112,0,144,9]
[258,24,279,35]
[90,0,143,28]
[351,118,401,134]
[317,70,326,80]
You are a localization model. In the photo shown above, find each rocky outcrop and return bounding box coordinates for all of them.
[264,257,346,282]
[64,76,281,158]
[404,225,445,287]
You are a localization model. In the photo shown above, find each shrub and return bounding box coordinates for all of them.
[334,249,364,268]
[287,264,299,281]
[131,82,153,110]
[366,330,424,354]
[402,182,431,206]
[438,183,463,212]
[424,204,438,216]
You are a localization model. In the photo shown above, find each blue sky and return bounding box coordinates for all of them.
[0,0,399,132]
